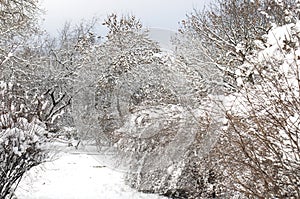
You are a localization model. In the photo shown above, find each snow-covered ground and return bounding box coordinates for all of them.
[15,145,166,199]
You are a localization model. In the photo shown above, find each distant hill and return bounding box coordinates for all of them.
[147,27,176,52]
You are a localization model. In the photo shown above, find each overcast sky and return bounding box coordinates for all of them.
[40,0,211,35]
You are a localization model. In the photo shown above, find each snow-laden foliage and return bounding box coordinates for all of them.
[178,0,300,89]
[0,81,50,199]
[122,96,223,197]
[172,1,300,198]
[0,0,40,78]
[215,11,300,199]
[173,26,227,93]
[0,118,48,199]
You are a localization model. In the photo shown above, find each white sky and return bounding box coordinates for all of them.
[40,0,211,35]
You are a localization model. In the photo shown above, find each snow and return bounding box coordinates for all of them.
[257,23,295,63]
[15,146,166,199]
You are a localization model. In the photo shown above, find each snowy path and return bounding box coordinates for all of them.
[15,148,166,199]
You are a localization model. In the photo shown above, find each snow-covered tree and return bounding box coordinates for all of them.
[0,0,40,79]
[73,14,164,141]
[0,1,77,197]
[178,0,299,89]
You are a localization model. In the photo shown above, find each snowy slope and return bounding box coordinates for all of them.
[15,147,166,199]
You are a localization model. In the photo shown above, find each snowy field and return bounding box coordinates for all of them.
[15,145,166,199]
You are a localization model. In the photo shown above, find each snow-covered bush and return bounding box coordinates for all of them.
[121,97,223,198]
[213,9,300,198]
[170,1,300,198]
[0,118,48,199]
[0,78,71,199]
[0,81,50,198]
